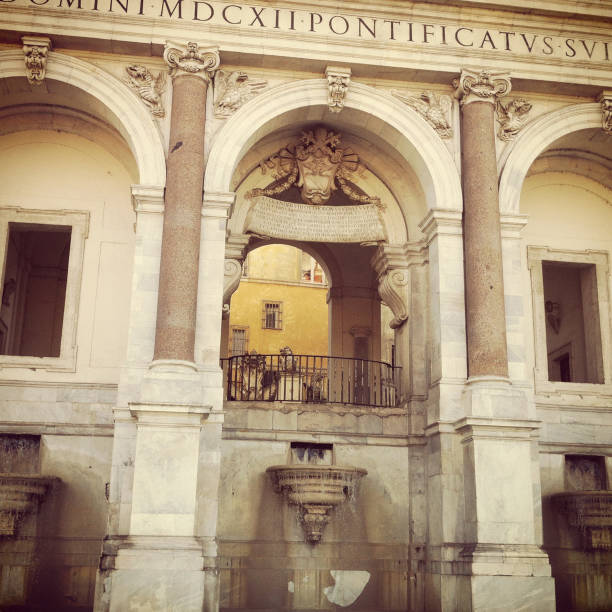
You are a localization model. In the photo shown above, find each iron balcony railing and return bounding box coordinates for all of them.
[221,353,401,407]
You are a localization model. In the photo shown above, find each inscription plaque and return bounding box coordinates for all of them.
[245,196,386,243]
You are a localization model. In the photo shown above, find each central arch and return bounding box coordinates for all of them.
[204,79,462,216]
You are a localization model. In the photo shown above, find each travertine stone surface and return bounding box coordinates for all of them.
[154,73,208,363]
[460,99,509,378]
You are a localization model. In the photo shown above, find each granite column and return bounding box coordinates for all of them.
[154,42,220,364]
[447,69,555,611]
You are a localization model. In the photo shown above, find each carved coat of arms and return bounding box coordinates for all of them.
[248,126,381,208]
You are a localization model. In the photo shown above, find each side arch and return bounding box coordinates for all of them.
[498,103,602,215]
[0,50,166,186]
[204,78,463,216]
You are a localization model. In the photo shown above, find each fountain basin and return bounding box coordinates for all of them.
[0,474,58,537]
[551,491,612,550]
[267,464,367,543]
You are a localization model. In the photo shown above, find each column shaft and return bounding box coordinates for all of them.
[460,91,509,378]
[154,74,208,362]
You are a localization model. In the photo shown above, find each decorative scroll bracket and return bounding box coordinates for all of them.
[372,245,411,330]
[223,233,250,318]
[325,66,351,113]
[453,68,512,106]
[22,36,52,86]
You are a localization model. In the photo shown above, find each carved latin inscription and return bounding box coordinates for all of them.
[245,196,385,243]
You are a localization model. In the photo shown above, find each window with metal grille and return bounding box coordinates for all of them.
[262,301,282,329]
[230,326,248,356]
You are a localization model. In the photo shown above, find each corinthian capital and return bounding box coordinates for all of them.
[163,41,220,82]
[453,69,511,106]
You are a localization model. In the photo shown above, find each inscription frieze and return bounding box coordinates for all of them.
[245,196,386,243]
[4,1,611,64]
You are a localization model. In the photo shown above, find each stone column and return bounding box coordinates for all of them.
[448,70,555,611]
[97,44,222,612]
[154,42,220,364]
[454,69,510,379]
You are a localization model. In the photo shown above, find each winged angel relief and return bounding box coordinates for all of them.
[247,126,383,208]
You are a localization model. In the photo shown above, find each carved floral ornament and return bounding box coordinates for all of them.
[22,36,52,86]
[453,68,512,106]
[163,41,220,82]
[124,65,167,118]
[391,90,453,138]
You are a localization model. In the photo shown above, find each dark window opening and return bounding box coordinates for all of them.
[1,223,71,357]
[543,261,603,384]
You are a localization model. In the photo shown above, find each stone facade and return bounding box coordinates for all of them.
[0,1,611,611]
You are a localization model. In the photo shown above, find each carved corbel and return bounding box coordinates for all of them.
[378,269,410,329]
[453,68,511,106]
[325,66,351,113]
[598,91,612,134]
[22,36,51,86]
[223,259,243,319]
[222,233,250,318]
[372,245,413,330]
[163,41,220,83]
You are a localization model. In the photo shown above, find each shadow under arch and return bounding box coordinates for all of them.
[498,102,603,215]
[204,78,463,221]
[0,50,166,186]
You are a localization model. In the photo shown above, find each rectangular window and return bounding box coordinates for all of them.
[542,261,603,384]
[230,326,248,356]
[528,247,610,389]
[0,207,89,371]
[565,455,607,491]
[262,301,282,330]
[1,223,71,358]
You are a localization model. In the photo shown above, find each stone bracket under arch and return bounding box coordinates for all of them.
[223,233,250,317]
[372,245,414,329]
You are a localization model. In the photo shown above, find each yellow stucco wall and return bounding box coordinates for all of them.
[228,280,329,356]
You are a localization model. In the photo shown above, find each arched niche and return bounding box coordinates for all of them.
[498,103,605,215]
[204,79,462,225]
[0,50,166,187]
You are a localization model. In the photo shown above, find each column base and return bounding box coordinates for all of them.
[96,536,218,612]
[140,359,223,407]
[458,574,556,611]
